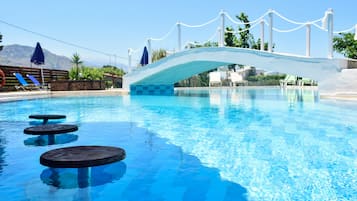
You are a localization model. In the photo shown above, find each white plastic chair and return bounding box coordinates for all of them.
[209,72,222,87]
[229,72,246,86]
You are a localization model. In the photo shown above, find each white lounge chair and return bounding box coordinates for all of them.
[279,75,297,87]
[299,77,316,86]
[209,72,222,87]
[229,72,247,86]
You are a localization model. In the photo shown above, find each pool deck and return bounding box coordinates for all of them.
[0,89,129,102]
[0,87,357,102]
[320,93,357,101]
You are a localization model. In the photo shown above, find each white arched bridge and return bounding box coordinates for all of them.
[123,47,357,95]
[124,8,357,96]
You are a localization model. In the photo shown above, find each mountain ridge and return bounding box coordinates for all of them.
[0,44,72,70]
[0,44,129,71]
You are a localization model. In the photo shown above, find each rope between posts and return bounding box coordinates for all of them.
[180,14,220,28]
[151,24,177,41]
[273,24,306,33]
[271,10,324,25]
[224,11,270,25]
[225,20,261,34]
[311,22,326,31]
[183,27,219,48]
[334,25,355,34]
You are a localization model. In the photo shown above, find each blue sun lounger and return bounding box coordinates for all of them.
[13,73,40,91]
[26,74,42,87]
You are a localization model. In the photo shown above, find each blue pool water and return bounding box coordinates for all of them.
[1,88,357,200]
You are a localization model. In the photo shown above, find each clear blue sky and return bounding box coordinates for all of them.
[0,0,356,69]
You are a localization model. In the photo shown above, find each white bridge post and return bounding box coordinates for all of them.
[217,27,221,46]
[306,23,311,57]
[220,10,225,47]
[260,19,265,51]
[177,22,182,51]
[327,8,334,58]
[268,10,273,52]
[128,48,132,72]
[147,38,152,64]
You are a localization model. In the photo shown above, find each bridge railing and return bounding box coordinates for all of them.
[128,9,357,70]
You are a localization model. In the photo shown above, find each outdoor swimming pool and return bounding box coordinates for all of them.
[0,88,357,200]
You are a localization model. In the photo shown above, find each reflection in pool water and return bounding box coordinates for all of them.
[24,134,78,146]
[40,162,127,189]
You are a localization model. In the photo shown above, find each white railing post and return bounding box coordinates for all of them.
[177,22,182,51]
[127,48,132,72]
[327,8,334,58]
[306,23,311,57]
[268,10,273,52]
[220,10,225,47]
[260,19,265,51]
[147,38,152,64]
[217,27,222,46]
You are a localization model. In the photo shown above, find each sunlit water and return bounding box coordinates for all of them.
[0,88,357,201]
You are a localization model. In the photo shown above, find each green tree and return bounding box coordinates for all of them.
[185,41,218,49]
[224,27,238,47]
[80,66,103,80]
[224,13,270,50]
[101,65,125,88]
[236,13,252,48]
[151,49,167,62]
[0,33,3,52]
[70,53,83,80]
[102,65,125,77]
[333,33,357,59]
[251,38,269,51]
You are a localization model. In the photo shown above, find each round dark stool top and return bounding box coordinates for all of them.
[24,124,78,135]
[29,114,66,124]
[29,114,66,120]
[40,146,126,168]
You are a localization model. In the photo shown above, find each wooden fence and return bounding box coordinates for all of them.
[50,80,105,91]
[0,65,69,92]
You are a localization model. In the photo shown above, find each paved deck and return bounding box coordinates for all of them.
[0,89,129,102]
[0,88,357,101]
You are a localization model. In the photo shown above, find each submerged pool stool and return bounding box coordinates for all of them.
[40,146,126,188]
[29,114,66,124]
[24,124,78,145]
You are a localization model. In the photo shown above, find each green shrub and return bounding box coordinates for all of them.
[247,74,285,85]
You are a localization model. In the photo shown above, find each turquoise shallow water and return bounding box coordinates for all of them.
[0,88,357,200]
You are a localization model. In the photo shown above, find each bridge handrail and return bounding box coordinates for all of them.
[226,19,262,34]
[129,8,357,67]
[270,22,306,33]
[151,24,177,41]
[184,27,219,48]
[224,10,270,25]
[271,10,324,25]
[334,25,355,34]
[180,14,221,28]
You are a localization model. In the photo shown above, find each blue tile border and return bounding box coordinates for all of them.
[130,84,174,96]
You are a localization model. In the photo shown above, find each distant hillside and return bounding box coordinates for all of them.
[0,44,72,70]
